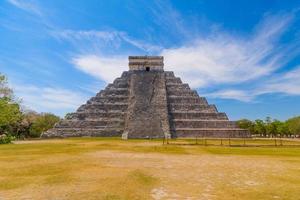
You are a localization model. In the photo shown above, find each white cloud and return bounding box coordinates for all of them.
[162,14,293,88]
[204,89,254,102]
[7,0,41,15]
[72,55,127,83]
[205,66,300,102]
[260,66,300,95]
[13,84,89,116]
[51,30,161,53]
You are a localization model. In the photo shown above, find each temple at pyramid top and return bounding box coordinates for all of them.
[129,56,164,71]
[42,55,249,139]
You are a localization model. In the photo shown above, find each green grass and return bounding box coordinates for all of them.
[0,137,300,199]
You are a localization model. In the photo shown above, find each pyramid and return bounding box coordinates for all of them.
[42,56,249,139]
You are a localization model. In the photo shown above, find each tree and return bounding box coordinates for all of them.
[265,117,278,138]
[29,113,60,137]
[237,119,255,134]
[14,110,41,138]
[254,119,266,137]
[0,73,13,100]
[0,74,22,135]
[286,116,300,137]
[277,121,290,138]
[0,99,22,134]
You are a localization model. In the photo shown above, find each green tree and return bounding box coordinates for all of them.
[277,121,290,138]
[15,111,41,138]
[29,113,60,137]
[0,99,22,134]
[0,74,22,135]
[286,116,300,137]
[254,119,266,137]
[237,119,255,134]
[265,117,278,138]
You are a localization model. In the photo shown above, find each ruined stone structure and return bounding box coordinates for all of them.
[42,56,249,139]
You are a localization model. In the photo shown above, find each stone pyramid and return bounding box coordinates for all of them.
[42,56,249,139]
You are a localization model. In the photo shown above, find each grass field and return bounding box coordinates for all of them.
[0,138,300,200]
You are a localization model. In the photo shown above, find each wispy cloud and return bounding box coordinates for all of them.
[149,0,191,41]
[64,12,300,105]
[51,30,162,53]
[162,14,295,88]
[13,84,89,116]
[6,0,42,15]
[206,65,300,102]
[260,66,300,96]
[72,55,127,83]
[7,0,299,105]
[204,89,255,102]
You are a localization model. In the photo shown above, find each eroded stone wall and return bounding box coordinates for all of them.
[123,71,170,139]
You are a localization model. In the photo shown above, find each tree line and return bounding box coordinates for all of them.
[0,73,60,142]
[237,116,300,138]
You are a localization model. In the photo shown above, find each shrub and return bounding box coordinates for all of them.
[29,113,60,138]
[0,134,15,144]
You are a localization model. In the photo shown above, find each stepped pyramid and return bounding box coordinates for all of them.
[42,56,249,139]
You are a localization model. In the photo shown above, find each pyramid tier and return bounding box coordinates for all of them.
[70,111,125,120]
[43,128,124,138]
[172,119,237,129]
[169,104,217,112]
[106,83,128,89]
[166,83,190,90]
[77,103,128,112]
[97,89,129,96]
[55,119,124,128]
[167,89,198,97]
[165,77,182,84]
[171,111,228,120]
[88,96,129,104]
[168,96,208,104]
[175,128,249,138]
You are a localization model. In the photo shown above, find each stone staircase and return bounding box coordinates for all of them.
[165,71,248,138]
[42,72,131,138]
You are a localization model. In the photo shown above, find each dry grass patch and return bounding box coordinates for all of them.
[0,138,299,199]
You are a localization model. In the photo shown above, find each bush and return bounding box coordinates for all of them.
[29,113,60,138]
[0,134,15,144]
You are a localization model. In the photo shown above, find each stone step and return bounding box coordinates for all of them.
[166,83,187,87]
[77,103,128,112]
[173,120,237,129]
[43,128,124,138]
[106,83,129,89]
[168,96,208,104]
[167,90,198,97]
[97,89,129,96]
[169,104,216,112]
[70,112,125,119]
[164,71,175,77]
[88,96,129,104]
[166,83,190,90]
[174,128,250,138]
[121,71,130,77]
[55,119,125,128]
[113,78,129,85]
[171,112,228,120]
[165,77,182,84]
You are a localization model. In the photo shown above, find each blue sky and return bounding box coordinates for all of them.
[1,0,300,120]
